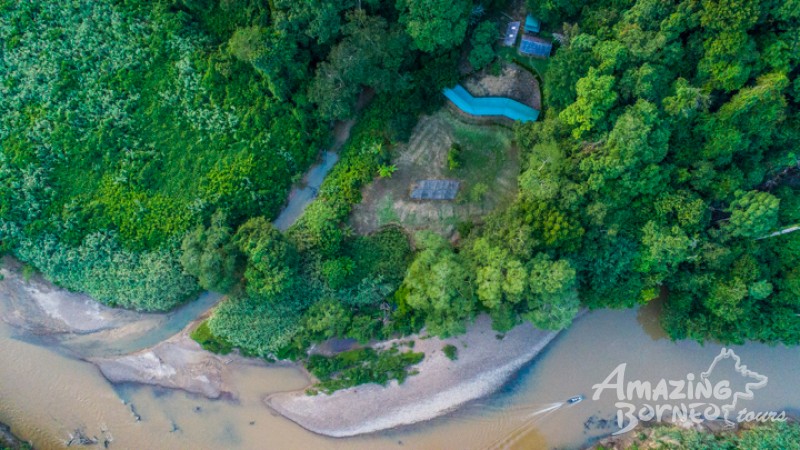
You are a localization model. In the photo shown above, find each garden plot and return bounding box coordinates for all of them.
[350,110,518,236]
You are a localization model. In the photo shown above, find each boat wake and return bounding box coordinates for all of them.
[486,398,583,449]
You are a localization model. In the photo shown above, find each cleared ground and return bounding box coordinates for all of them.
[350,110,519,236]
[462,61,541,110]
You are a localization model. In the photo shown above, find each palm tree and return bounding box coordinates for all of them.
[378,164,398,178]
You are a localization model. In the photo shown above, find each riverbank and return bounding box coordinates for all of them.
[267,314,568,437]
[588,418,800,449]
[91,315,286,400]
[0,421,29,450]
[2,253,581,437]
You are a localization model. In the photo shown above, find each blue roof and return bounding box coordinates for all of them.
[519,35,552,57]
[525,14,540,33]
[443,85,540,123]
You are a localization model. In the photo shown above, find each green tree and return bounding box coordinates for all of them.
[471,237,527,311]
[304,298,351,340]
[468,21,497,70]
[309,10,411,119]
[180,210,241,292]
[726,191,780,238]
[235,217,299,299]
[321,257,355,290]
[559,68,618,139]
[401,232,475,336]
[524,253,579,330]
[397,0,471,53]
[636,221,694,278]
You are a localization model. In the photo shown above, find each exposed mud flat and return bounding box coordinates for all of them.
[91,320,275,400]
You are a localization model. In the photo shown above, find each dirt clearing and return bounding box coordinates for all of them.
[350,110,519,236]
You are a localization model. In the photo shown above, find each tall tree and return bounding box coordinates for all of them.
[400,232,475,336]
[180,210,241,292]
[397,0,471,53]
[235,217,299,299]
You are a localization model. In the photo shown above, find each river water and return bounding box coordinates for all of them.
[2,298,800,450]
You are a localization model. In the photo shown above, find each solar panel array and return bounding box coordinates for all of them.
[410,180,461,200]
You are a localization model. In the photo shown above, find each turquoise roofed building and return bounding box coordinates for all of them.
[525,14,540,33]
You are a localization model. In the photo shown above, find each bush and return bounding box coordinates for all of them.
[190,321,233,355]
[306,347,424,393]
[442,344,459,360]
[207,290,313,358]
[448,143,462,171]
[345,226,413,284]
[14,232,198,311]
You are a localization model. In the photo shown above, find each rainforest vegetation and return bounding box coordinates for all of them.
[1,0,799,378]
[597,421,800,449]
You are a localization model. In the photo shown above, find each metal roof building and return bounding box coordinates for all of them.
[519,35,552,58]
[503,21,520,46]
[443,85,540,123]
[525,14,541,33]
[410,180,461,200]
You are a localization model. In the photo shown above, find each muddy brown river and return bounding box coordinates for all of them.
[2,297,799,450]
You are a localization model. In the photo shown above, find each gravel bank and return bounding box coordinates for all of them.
[267,315,566,437]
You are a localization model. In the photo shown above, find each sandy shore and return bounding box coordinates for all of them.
[267,315,566,437]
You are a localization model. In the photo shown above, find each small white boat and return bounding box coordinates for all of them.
[567,395,584,405]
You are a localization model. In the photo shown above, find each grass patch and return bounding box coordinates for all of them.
[496,46,550,80]
[306,347,424,394]
[376,193,400,226]
[21,264,35,282]
[443,344,458,361]
[190,320,234,355]
[443,113,514,194]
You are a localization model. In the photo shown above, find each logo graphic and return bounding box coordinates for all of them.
[701,348,768,425]
[592,348,785,435]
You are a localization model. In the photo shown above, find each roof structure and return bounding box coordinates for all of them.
[410,180,460,200]
[503,21,520,46]
[519,35,552,58]
[443,85,540,123]
[525,14,541,33]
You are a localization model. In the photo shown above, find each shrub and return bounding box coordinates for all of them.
[306,347,424,393]
[443,344,459,360]
[190,321,233,355]
[448,143,462,171]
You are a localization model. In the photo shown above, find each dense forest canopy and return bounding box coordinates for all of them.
[510,0,800,343]
[0,0,464,310]
[1,0,799,357]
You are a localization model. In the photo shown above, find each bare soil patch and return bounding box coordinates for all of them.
[463,61,541,110]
